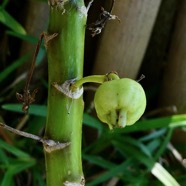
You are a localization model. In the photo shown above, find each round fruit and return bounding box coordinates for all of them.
[94,78,146,129]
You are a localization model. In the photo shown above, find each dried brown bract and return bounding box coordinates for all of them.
[87,1,120,37]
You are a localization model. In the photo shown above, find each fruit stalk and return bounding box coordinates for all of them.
[71,72,120,91]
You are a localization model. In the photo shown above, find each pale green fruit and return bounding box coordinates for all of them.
[94,78,146,129]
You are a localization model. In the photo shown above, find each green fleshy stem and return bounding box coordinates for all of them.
[45,0,86,185]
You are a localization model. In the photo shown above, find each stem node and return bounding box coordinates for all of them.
[43,32,58,48]
[0,122,70,152]
[64,176,85,186]
[44,140,70,153]
[52,79,84,99]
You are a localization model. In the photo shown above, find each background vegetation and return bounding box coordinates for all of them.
[0,0,186,185]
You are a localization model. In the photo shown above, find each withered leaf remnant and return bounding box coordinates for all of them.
[87,0,120,37]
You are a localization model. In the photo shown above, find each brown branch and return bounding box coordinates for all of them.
[0,122,70,152]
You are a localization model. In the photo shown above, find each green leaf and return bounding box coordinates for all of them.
[86,160,132,186]
[0,139,30,158]
[113,140,180,186]
[83,154,116,169]
[0,7,26,34]
[139,128,167,142]
[151,162,180,186]
[2,160,35,186]
[2,104,47,117]
[154,128,173,160]
[83,135,111,154]
[111,134,152,157]
[26,116,46,134]
[1,0,9,8]
[0,140,35,186]
[32,168,46,186]
[146,139,161,153]
[0,55,29,83]
[113,139,154,168]
[35,46,46,65]
[83,113,104,132]
[115,114,186,133]
[7,31,38,44]
[0,148,9,165]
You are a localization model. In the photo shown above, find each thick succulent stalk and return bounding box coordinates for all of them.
[44,1,87,186]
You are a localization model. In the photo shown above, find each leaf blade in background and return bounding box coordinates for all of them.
[0,139,30,158]
[0,148,9,165]
[115,114,186,133]
[83,154,116,169]
[151,162,180,186]
[86,160,132,186]
[139,128,167,142]
[112,138,180,186]
[154,128,173,160]
[0,55,29,83]
[83,113,104,132]
[2,104,47,117]
[6,31,38,44]
[32,168,46,186]
[1,160,35,186]
[0,7,26,34]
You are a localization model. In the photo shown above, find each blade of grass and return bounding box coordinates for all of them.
[0,7,26,34]
[7,31,38,44]
[113,139,180,186]
[83,154,116,169]
[115,114,186,133]
[26,116,46,133]
[2,160,35,186]
[83,113,104,132]
[83,135,111,154]
[146,138,161,153]
[86,159,132,186]
[32,168,46,186]
[139,128,167,142]
[113,139,154,168]
[0,139,30,158]
[2,104,47,117]
[151,162,180,186]
[1,0,9,8]
[0,148,9,165]
[3,105,105,123]
[111,135,152,157]
[154,128,173,160]
[0,55,29,83]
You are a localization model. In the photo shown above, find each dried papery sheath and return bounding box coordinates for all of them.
[78,5,88,18]
[44,140,70,153]
[64,182,84,186]
[86,0,94,12]
[48,0,68,8]
[52,79,83,99]
[48,0,69,14]
[77,0,94,17]
[43,32,58,48]
[64,176,85,186]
